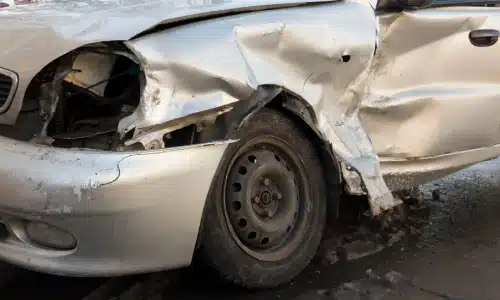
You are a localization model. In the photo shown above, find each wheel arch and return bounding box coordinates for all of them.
[265,89,342,225]
[195,85,342,251]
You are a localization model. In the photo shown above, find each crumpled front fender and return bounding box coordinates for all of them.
[122,0,397,214]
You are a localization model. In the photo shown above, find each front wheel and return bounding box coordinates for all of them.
[198,108,327,288]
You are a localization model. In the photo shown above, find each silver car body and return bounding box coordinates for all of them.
[0,0,498,276]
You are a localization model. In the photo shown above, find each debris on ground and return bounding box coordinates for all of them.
[318,188,430,265]
[293,270,467,300]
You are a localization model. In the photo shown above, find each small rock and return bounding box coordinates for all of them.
[338,240,385,261]
[432,189,440,202]
[323,250,340,265]
[409,226,422,235]
[318,236,342,265]
[365,269,377,279]
[384,271,407,284]
[387,230,406,246]
[292,271,451,300]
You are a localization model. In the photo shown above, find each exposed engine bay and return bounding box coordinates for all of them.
[0,43,196,152]
[50,50,140,151]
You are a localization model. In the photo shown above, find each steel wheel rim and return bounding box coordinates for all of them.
[222,135,312,262]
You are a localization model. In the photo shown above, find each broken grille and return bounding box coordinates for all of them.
[0,72,13,107]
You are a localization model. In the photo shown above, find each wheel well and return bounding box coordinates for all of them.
[194,87,342,252]
[264,91,342,224]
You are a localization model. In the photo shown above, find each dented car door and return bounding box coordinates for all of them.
[358,0,500,188]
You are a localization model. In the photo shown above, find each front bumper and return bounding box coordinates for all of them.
[0,137,230,276]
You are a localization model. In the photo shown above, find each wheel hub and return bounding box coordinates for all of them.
[260,190,272,205]
[225,148,299,253]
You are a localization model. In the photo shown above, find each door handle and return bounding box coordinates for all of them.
[469,29,500,47]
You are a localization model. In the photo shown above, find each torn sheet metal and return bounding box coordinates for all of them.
[341,162,365,196]
[124,0,397,214]
[0,0,336,125]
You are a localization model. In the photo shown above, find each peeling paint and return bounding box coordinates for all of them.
[33,178,100,214]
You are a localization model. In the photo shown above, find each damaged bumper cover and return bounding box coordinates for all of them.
[0,136,230,276]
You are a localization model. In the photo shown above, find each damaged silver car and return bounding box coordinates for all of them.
[0,0,499,288]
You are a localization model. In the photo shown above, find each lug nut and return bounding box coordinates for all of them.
[276,192,282,200]
[268,211,273,218]
[264,178,270,186]
[254,196,260,204]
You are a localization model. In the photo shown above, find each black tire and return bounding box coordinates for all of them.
[198,108,327,288]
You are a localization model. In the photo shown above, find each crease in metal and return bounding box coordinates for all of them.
[359,7,500,195]
[122,0,397,214]
[1,1,498,215]
[120,4,500,214]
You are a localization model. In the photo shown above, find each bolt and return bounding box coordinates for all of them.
[277,192,282,200]
[146,141,160,150]
[254,196,260,204]
[268,210,273,218]
[264,178,270,186]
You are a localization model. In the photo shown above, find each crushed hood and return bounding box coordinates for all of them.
[0,0,334,125]
[0,0,333,41]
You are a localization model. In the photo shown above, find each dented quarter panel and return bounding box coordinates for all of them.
[0,137,230,275]
[124,0,397,213]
